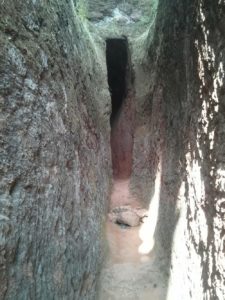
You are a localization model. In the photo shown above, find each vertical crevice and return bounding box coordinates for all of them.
[106,37,134,179]
[106,37,128,125]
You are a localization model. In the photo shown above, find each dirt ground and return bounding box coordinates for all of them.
[97,179,168,300]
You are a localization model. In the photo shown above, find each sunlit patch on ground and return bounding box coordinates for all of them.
[98,177,167,300]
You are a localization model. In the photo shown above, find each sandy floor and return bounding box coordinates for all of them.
[109,179,140,209]
[97,179,168,300]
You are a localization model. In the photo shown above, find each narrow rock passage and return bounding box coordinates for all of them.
[98,179,168,300]
[102,26,167,300]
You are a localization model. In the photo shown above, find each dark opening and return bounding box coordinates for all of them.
[106,38,128,124]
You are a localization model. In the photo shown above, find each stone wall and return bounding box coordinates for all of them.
[172,1,225,298]
[131,0,225,298]
[0,1,111,299]
[1,0,225,298]
[85,0,151,19]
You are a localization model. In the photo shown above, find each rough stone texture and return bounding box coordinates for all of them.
[111,93,135,179]
[0,1,111,299]
[111,209,140,227]
[173,2,225,298]
[85,0,158,39]
[84,0,154,21]
[131,0,225,299]
[1,0,225,299]
[87,0,225,297]
[108,205,148,227]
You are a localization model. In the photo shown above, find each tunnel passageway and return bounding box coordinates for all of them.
[98,38,167,299]
[106,37,134,179]
[2,0,225,299]
[106,38,128,125]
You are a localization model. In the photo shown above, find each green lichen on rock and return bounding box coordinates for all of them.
[75,0,88,20]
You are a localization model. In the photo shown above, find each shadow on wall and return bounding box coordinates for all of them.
[141,0,197,298]
[183,1,225,298]
[106,37,135,179]
[143,0,225,299]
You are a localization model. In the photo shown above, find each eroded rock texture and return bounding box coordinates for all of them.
[0,1,111,299]
[85,0,153,22]
[1,0,225,299]
[131,0,225,299]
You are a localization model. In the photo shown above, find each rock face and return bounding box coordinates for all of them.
[1,0,225,299]
[130,0,225,299]
[108,205,148,227]
[85,0,153,22]
[84,0,158,39]
[0,1,111,299]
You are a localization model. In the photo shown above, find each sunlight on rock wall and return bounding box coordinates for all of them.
[168,1,225,299]
[139,157,161,254]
